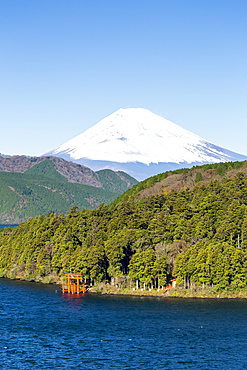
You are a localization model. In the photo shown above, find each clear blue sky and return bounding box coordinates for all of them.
[1,0,247,156]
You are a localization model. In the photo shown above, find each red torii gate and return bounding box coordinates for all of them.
[62,273,86,294]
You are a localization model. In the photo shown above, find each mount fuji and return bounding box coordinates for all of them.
[45,108,247,180]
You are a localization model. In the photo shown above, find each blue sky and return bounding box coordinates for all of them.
[1,0,247,156]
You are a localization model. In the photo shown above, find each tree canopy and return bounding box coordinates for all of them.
[1,168,247,292]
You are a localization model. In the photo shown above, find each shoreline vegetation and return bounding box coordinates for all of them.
[88,284,247,299]
[7,276,247,299]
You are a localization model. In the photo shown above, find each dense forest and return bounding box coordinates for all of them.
[0,159,137,223]
[1,161,247,293]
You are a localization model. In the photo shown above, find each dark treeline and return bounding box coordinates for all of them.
[1,171,247,291]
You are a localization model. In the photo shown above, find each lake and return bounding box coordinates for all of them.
[0,225,18,228]
[0,278,247,369]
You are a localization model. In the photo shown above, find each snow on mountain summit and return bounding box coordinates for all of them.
[45,108,247,180]
[52,108,228,164]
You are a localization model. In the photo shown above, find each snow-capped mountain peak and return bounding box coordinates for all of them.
[45,108,247,180]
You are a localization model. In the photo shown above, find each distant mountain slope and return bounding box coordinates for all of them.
[45,108,247,180]
[25,159,69,182]
[113,160,247,205]
[0,155,138,224]
[96,169,137,193]
[0,155,138,191]
[0,171,126,224]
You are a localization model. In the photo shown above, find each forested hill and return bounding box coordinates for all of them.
[114,160,246,204]
[0,155,137,189]
[0,156,137,224]
[1,161,247,293]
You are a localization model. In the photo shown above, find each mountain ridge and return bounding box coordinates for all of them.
[0,155,138,224]
[0,155,137,189]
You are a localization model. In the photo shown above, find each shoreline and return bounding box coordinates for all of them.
[88,284,247,299]
[3,276,247,299]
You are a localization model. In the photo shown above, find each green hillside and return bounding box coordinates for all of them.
[0,158,138,223]
[0,171,121,224]
[96,169,138,193]
[2,161,247,296]
[0,155,138,191]
[25,159,68,182]
[113,160,245,204]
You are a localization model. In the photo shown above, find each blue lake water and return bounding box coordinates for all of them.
[0,225,18,228]
[0,278,247,369]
